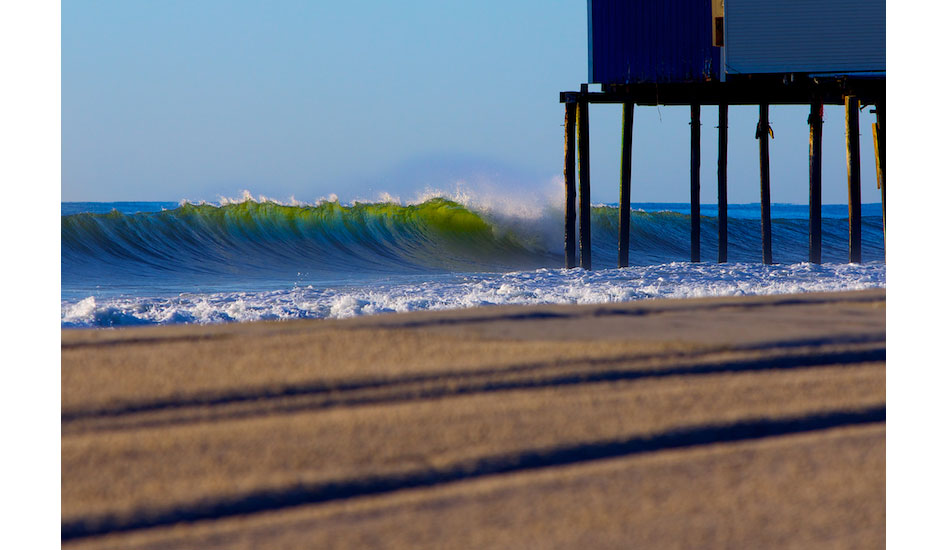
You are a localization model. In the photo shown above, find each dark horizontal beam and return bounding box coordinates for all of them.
[560,77,884,107]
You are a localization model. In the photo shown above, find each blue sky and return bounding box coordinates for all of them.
[62,0,882,205]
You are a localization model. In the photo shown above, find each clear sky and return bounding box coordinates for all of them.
[62,0,882,205]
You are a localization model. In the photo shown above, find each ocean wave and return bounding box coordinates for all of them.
[61,194,886,327]
[61,198,555,284]
[62,196,885,285]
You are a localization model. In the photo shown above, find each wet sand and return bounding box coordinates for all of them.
[62,289,885,549]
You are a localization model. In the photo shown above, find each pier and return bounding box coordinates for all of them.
[561,0,885,269]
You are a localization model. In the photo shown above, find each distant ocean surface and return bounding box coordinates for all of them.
[61,197,885,328]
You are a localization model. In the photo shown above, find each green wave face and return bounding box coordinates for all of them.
[61,199,557,284]
[62,198,886,288]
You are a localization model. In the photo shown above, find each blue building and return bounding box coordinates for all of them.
[588,0,721,84]
[586,0,885,87]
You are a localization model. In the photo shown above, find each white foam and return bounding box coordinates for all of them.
[219,189,318,206]
[61,296,97,324]
[61,262,885,328]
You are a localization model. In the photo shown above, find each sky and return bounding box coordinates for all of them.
[63,0,882,205]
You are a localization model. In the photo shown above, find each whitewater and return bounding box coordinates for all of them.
[61,192,885,327]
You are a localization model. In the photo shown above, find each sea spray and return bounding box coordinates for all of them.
[410,177,568,254]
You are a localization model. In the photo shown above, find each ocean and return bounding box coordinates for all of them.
[61,196,885,328]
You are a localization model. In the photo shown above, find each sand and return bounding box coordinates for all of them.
[62,289,885,549]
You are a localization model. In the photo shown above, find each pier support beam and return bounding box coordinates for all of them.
[618,101,634,268]
[718,103,728,263]
[808,102,823,264]
[617,101,633,267]
[757,104,773,264]
[563,102,577,268]
[846,95,862,264]
[690,103,701,262]
[577,85,592,271]
[873,100,885,238]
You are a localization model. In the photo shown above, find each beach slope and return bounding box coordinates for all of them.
[62,289,885,549]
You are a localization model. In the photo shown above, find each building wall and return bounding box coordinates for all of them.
[588,0,720,84]
[724,0,885,75]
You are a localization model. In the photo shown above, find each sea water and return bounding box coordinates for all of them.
[61,195,885,327]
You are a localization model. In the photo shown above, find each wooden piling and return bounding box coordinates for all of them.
[563,102,577,268]
[873,101,885,237]
[577,85,592,271]
[846,95,861,264]
[618,101,634,268]
[717,103,728,263]
[690,103,701,262]
[808,102,823,264]
[758,103,772,264]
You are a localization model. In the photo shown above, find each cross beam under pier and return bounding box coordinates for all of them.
[559,78,884,107]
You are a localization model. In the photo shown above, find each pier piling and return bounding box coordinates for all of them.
[559,78,882,267]
[873,101,885,237]
[757,104,773,264]
[808,102,823,264]
[845,95,861,264]
[618,101,634,268]
[690,103,701,262]
[577,85,592,271]
[563,102,577,268]
[718,104,728,263]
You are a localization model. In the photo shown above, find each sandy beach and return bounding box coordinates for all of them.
[62,289,885,549]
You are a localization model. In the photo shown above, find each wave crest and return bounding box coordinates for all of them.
[61,198,555,284]
[62,196,885,287]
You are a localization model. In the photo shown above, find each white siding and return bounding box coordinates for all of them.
[724,0,885,74]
